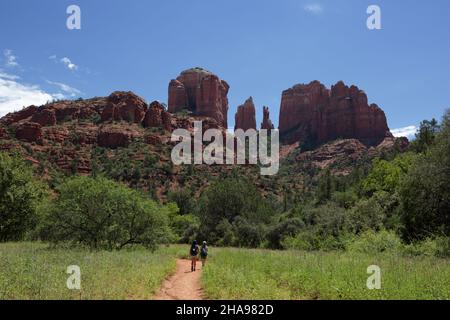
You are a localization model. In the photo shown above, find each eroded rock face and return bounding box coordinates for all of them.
[143,101,173,131]
[168,68,229,128]
[279,81,392,147]
[44,127,70,143]
[0,126,7,139]
[97,127,142,149]
[31,108,57,126]
[261,106,274,130]
[1,105,39,125]
[297,139,370,175]
[101,91,147,123]
[235,97,256,131]
[15,122,43,144]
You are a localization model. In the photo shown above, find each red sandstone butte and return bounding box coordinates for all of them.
[168,67,229,128]
[278,80,392,147]
[261,106,274,130]
[235,97,257,131]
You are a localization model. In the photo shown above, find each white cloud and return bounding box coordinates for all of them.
[304,3,323,14]
[0,73,68,117]
[46,80,82,97]
[391,125,417,138]
[0,70,20,81]
[3,49,19,67]
[49,55,79,71]
[60,57,78,71]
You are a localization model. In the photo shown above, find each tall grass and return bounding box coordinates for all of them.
[201,247,450,300]
[0,243,181,300]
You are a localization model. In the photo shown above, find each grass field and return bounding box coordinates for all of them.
[2,243,450,300]
[202,248,450,300]
[0,243,185,300]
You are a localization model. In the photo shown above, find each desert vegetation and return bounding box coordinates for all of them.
[1,110,450,299]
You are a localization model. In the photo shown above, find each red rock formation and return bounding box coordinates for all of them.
[162,111,173,131]
[143,101,165,127]
[235,97,257,131]
[15,122,43,144]
[168,68,229,128]
[297,139,369,175]
[168,80,188,110]
[261,106,274,130]
[0,126,7,139]
[1,105,38,125]
[31,108,57,126]
[44,127,70,143]
[101,91,147,123]
[97,127,142,149]
[145,134,167,145]
[278,80,392,147]
[143,101,173,131]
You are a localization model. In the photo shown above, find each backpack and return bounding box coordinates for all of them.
[191,245,199,256]
[200,246,208,257]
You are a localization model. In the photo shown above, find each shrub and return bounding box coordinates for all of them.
[267,218,304,249]
[167,188,194,215]
[400,110,450,240]
[0,153,46,241]
[196,178,273,245]
[168,202,200,243]
[348,198,385,233]
[233,217,266,248]
[346,230,404,254]
[40,176,169,250]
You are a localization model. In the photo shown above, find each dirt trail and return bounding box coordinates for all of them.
[154,259,204,300]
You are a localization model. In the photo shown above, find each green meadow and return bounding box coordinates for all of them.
[1,243,450,300]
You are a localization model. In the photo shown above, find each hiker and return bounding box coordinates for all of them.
[200,241,208,267]
[190,240,199,272]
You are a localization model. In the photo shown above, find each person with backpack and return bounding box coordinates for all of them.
[200,241,208,267]
[190,240,199,272]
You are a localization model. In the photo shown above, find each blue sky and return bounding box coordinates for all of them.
[1,0,449,137]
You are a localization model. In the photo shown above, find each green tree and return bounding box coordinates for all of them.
[197,178,273,244]
[0,153,45,241]
[362,153,415,196]
[400,110,450,240]
[40,176,169,250]
[411,118,440,153]
[167,188,194,215]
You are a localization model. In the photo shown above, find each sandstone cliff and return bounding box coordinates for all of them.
[235,97,257,131]
[168,67,229,128]
[278,81,392,147]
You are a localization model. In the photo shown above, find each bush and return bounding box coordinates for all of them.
[0,153,46,241]
[196,178,273,245]
[346,230,404,254]
[400,110,450,240]
[167,203,200,243]
[403,237,450,258]
[267,218,304,249]
[40,176,169,250]
[233,217,266,248]
[403,238,439,257]
[167,188,194,215]
[348,198,385,233]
